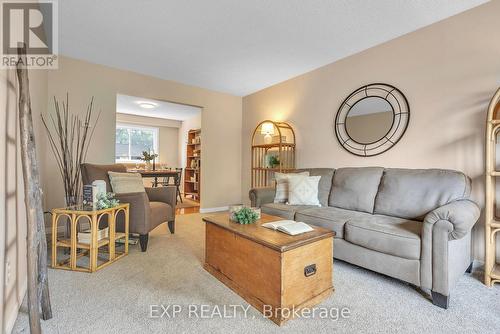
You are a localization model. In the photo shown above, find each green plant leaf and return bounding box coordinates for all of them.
[234,207,258,224]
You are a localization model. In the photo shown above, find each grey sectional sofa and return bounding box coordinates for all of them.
[249,167,480,308]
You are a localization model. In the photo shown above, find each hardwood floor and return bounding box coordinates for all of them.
[175,196,200,215]
[176,206,200,215]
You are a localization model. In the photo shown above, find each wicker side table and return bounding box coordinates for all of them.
[51,203,129,273]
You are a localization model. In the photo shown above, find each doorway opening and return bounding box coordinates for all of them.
[115,94,202,214]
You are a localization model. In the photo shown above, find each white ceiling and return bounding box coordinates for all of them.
[59,0,488,96]
[116,94,201,121]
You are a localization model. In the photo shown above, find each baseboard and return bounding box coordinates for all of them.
[199,206,229,213]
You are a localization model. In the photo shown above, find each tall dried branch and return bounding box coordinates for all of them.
[42,94,100,206]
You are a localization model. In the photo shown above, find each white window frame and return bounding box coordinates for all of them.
[115,123,159,163]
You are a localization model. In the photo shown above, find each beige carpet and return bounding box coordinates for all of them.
[12,213,500,333]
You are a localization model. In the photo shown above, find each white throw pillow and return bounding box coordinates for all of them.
[287,175,321,206]
[108,172,145,194]
[274,171,309,203]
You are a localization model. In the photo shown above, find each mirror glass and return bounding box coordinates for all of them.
[345,97,394,144]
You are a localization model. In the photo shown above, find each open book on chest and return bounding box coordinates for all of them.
[261,220,314,236]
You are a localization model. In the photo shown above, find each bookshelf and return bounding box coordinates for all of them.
[184,129,201,201]
[485,87,500,287]
[251,121,296,188]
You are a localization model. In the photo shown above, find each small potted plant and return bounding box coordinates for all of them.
[232,207,259,225]
[268,155,280,169]
[96,192,120,210]
[140,151,158,170]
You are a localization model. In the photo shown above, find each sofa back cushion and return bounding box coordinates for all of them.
[296,168,335,207]
[374,168,471,220]
[81,163,128,192]
[329,167,384,213]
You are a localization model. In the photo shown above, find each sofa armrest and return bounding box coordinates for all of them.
[423,199,480,240]
[114,192,150,235]
[420,199,480,295]
[145,186,176,209]
[249,187,275,207]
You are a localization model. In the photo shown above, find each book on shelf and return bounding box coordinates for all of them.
[271,135,286,144]
[116,237,138,245]
[77,227,109,244]
[261,220,314,236]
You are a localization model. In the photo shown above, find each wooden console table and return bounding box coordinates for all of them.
[51,204,129,273]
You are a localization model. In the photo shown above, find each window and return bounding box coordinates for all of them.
[115,124,159,162]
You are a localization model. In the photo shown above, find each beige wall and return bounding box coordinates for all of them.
[158,126,180,167]
[1,67,47,333]
[45,56,242,211]
[116,113,180,167]
[242,1,500,262]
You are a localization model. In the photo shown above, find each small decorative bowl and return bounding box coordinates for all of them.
[229,204,244,222]
[250,207,261,219]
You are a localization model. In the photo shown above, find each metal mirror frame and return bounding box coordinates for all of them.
[335,83,410,157]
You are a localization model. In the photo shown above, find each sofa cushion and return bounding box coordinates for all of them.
[288,176,321,206]
[329,167,384,213]
[274,171,309,203]
[344,215,421,260]
[295,206,373,239]
[296,168,335,207]
[374,168,471,220]
[261,203,315,220]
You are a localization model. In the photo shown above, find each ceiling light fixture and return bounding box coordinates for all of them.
[137,101,158,109]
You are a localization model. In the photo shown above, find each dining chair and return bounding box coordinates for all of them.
[174,168,183,203]
[156,168,183,203]
[154,175,171,187]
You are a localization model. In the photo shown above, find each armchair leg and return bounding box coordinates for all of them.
[168,221,175,234]
[466,261,473,273]
[139,234,149,252]
[431,291,449,309]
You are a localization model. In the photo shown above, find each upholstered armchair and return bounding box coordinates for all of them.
[81,163,176,252]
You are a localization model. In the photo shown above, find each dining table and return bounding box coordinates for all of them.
[128,169,181,187]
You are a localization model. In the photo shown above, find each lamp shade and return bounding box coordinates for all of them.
[260,122,275,135]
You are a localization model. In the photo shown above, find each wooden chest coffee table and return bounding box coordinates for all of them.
[203,213,335,325]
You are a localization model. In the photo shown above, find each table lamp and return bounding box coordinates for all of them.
[261,122,275,144]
